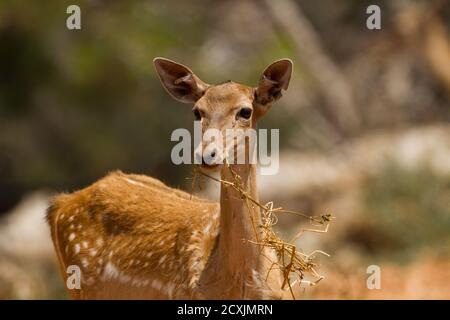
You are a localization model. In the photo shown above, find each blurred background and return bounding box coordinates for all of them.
[0,0,449,299]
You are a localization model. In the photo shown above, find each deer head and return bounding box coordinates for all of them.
[153,57,292,173]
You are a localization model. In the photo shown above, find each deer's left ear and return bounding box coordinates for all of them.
[153,57,209,104]
[254,59,293,107]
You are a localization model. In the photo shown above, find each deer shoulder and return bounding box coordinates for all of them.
[46,171,220,299]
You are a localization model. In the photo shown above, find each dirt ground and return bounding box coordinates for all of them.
[297,257,450,299]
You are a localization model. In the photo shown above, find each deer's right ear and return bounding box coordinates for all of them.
[255,59,293,107]
[153,57,209,104]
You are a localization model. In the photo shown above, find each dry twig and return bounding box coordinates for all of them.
[194,163,333,299]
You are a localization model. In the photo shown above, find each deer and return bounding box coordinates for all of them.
[46,57,293,299]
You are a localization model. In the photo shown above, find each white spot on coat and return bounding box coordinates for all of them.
[81,258,89,268]
[102,262,119,281]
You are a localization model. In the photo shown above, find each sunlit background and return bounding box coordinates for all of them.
[0,0,449,299]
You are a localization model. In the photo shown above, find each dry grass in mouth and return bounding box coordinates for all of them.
[191,163,333,300]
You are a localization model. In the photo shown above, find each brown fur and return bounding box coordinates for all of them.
[47,57,293,299]
[47,171,219,299]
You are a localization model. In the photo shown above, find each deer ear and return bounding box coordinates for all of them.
[255,59,293,106]
[153,57,209,104]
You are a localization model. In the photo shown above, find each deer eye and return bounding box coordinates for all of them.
[193,109,201,120]
[237,107,252,120]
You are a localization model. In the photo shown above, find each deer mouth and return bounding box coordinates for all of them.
[199,163,222,173]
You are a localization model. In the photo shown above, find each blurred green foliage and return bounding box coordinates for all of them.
[355,162,450,261]
[0,0,296,212]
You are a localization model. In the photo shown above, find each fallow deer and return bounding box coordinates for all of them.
[46,57,293,299]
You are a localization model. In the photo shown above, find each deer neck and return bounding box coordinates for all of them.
[216,163,265,274]
[199,163,283,298]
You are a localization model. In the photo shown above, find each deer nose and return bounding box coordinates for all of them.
[201,146,221,166]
